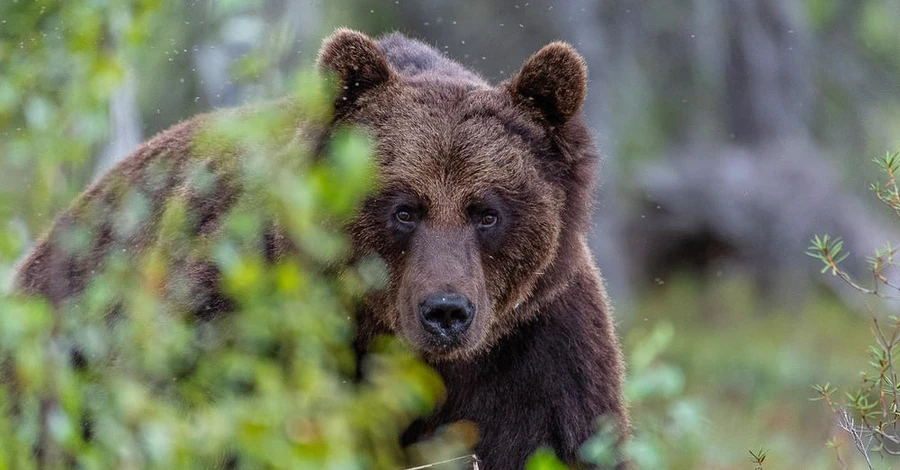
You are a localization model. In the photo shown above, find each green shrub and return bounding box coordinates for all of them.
[0,4,446,467]
[808,151,900,468]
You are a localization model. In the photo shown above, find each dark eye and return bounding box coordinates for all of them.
[395,207,414,224]
[479,211,499,228]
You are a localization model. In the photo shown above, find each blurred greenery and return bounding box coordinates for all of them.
[0,3,448,469]
[0,69,448,470]
[629,276,875,468]
[566,272,875,469]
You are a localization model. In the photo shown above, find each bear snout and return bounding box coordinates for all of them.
[417,291,475,343]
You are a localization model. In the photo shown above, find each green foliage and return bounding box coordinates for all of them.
[601,274,875,468]
[524,448,568,470]
[808,153,900,299]
[580,320,705,469]
[870,151,900,216]
[0,81,448,469]
[804,0,840,30]
[0,4,446,469]
[748,448,768,470]
[808,152,900,467]
[858,1,900,59]
[0,0,174,234]
[807,234,849,275]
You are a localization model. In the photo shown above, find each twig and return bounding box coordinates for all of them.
[837,409,875,470]
[404,454,481,470]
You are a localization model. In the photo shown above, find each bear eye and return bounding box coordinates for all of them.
[479,211,499,228]
[395,207,415,224]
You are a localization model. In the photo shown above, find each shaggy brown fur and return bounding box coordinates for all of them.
[16,29,629,469]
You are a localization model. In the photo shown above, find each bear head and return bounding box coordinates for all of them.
[318,29,596,362]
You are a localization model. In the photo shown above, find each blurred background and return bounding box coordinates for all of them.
[3,0,900,468]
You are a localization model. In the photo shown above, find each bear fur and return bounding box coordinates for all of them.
[15,29,629,469]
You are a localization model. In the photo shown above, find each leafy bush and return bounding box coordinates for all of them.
[0,76,450,470]
[566,321,704,469]
[0,77,450,468]
[0,4,447,467]
[808,151,900,468]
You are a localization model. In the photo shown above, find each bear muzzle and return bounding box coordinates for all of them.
[417,291,475,344]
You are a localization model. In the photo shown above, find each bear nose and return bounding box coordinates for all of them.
[418,292,475,341]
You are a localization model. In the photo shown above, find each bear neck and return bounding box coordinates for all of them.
[506,117,599,331]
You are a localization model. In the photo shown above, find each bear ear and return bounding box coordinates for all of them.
[508,42,587,125]
[317,28,395,112]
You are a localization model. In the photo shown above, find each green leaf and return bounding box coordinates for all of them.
[526,448,569,470]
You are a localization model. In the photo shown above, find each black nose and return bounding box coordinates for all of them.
[418,292,475,341]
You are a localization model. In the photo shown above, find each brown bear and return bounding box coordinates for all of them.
[15,29,629,469]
